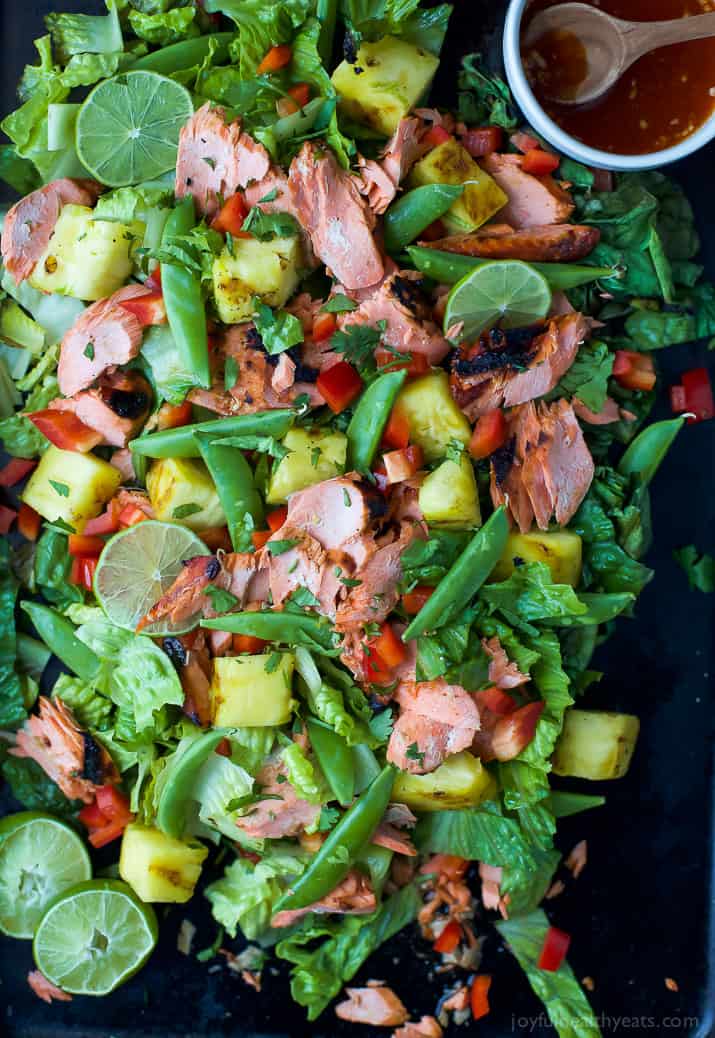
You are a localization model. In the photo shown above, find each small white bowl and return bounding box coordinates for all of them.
[503,0,715,171]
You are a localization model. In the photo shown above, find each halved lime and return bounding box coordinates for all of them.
[75,71,193,187]
[33,879,158,996]
[93,519,210,635]
[443,259,552,342]
[0,813,91,939]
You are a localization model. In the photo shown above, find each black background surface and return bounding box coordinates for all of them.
[1,1,714,1035]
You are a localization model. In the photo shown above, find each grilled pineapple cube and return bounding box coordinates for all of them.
[553,709,640,780]
[408,138,508,233]
[490,530,583,587]
[396,371,471,462]
[393,751,496,812]
[146,456,224,531]
[210,653,295,727]
[119,824,207,903]
[212,236,301,324]
[29,204,144,301]
[332,35,439,136]
[21,445,120,526]
[419,452,481,528]
[266,427,348,505]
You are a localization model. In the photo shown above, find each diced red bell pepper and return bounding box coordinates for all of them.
[17,503,41,542]
[470,974,492,1020]
[0,457,36,487]
[27,410,103,453]
[401,585,434,615]
[371,621,406,669]
[433,919,462,954]
[257,44,292,74]
[252,529,272,550]
[70,555,98,591]
[156,399,193,431]
[288,82,311,108]
[312,311,337,342]
[215,737,232,757]
[145,264,162,292]
[95,784,132,823]
[491,701,545,761]
[537,926,571,971]
[612,350,656,392]
[211,192,250,236]
[383,443,424,484]
[88,819,128,849]
[521,149,560,176]
[233,634,269,654]
[84,499,121,536]
[363,644,393,684]
[478,686,517,716]
[424,124,452,149]
[119,291,166,326]
[510,131,540,154]
[681,366,715,424]
[0,506,17,534]
[419,219,446,242]
[276,94,301,117]
[462,126,503,158]
[78,801,108,830]
[68,533,105,558]
[317,361,363,413]
[469,409,507,460]
[118,504,148,528]
[375,346,430,378]
[381,405,410,450]
[267,506,288,532]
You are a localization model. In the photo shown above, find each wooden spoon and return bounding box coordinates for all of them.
[523,2,715,105]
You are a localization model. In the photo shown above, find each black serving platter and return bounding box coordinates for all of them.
[1,2,714,1036]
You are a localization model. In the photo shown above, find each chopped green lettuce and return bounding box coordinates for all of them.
[206,851,307,940]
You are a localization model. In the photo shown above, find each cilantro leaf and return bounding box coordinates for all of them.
[253,301,304,355]
[241,207,300,242]
[321,294,358,314]
[330,321,385,368]
[173,503,202,519]
[205,585,239,613]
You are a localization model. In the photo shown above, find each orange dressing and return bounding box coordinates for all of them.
[522,0,715,154]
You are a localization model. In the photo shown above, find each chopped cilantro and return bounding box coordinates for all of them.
[267,538,301,556]
[173,503,202,520]
[241,207,300,242]
[83,342,95,360]
[49,480,69,497]
[224,355,239,391]
[204,585,239,613]
[330,321,385,368]
[321,293,358,314]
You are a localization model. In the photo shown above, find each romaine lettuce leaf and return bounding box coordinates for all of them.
[51,673,114,730]
[0,743,79,817]
[128,7,198,45]
[206,851,307,940]
[193,753,254,839]
[414,800,538,870]
[0,540,26,730]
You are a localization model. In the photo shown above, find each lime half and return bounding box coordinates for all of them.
[443,259,552,342]
[94,519,210,635]
[33,879,158,996]
[0,813,91,939]
[76,71,193,187]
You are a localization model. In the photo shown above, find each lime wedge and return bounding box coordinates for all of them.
[33,879,158,995]
[93,519,210,635]
[75,71,193,187]
[0,813,91,939]
[443,259,552,342]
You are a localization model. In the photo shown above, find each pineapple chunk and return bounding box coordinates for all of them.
[21,445,120,526]
[210,653,295,727]
[146,457,224,531]
[119,824,207,903]
[393,751,496,812]
[266,427,347,505]
[396,371,471,462]
[490,530,583,587]
[212,236,301,324]
[419,452,481,528]
[29,204,144,301]
[408,138,508,233]
[553,709,640,780]
[332,35,439,136]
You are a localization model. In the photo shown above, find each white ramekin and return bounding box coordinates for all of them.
[503,0,715,171]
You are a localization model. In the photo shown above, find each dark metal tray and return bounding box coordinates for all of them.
[2,2,714,1035]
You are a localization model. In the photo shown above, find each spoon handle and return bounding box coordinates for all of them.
[624,10,715,62]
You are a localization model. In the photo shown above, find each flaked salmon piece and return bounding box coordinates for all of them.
[372,822,417,856]
[442,986,469,1012]
[335,523,415,631]
[388,480,425,527]
[393,1016,443,1038]
[175,103,270,217]
[222,551,269,607]
[11,697,119,804]
[482,636,529,689]
[208,629,233,657]
[285,475,384,552]
[49,370,152,447]
[1,178,101,283]
[565,839,587,879]
[115,488,154,519]
[356,155,398,215]
[268,527,326,608]
[387,680,480,774]
[245,167,318,268]
[478,862,509,918]
[57,285,150,397]
[27,970,72,1005]
[163,630,212,727]
[271,352,296,395]
[573,396,620,424]
[288,141,384,290]
[236,760,319,839]
[335,985,409,1027]
[380,116,430,188]
[472,700,544,763]
[137,555,221,632]
[384,802,417,829]
[482,153,575,228]
[340,271,450,366]
[420,223,599,262]
[272,869,376,928]
[110,447,136,482]
[502,314,588,409]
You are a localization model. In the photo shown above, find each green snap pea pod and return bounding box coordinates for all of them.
[193,431,264,551]
[129,409,294,459]
[352,744,381,794]
[202,610,339,655]
[617,417,684,488]
[273,764,396,914]
[157,729,226,839]
[20,602,100,683]
[355,843,393,897]
[161,198,211,390]
[383,185,464,253]
[564,592,635,626]
[346,369,406,472]
[407,245,618,291]
[16,633,52,681]
[316,0,338,66]
[403,506,509,641]
[129,33,234,73]
[305,717,354,806]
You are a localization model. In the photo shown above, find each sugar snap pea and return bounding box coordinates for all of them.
[346,369,406,472]
[407,245,617,291]
[20,602,100,683]
[193,432,264,551]
[129,409,294,459]
[306,717,354,806]
[157,729,226,839]
[202,610,340,655]
[383,185,464,253]
[129,33,234,74]
[617,417,684,488]
[161,198,211,390]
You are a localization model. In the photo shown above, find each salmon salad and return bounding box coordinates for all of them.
[1,1,714,1035]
